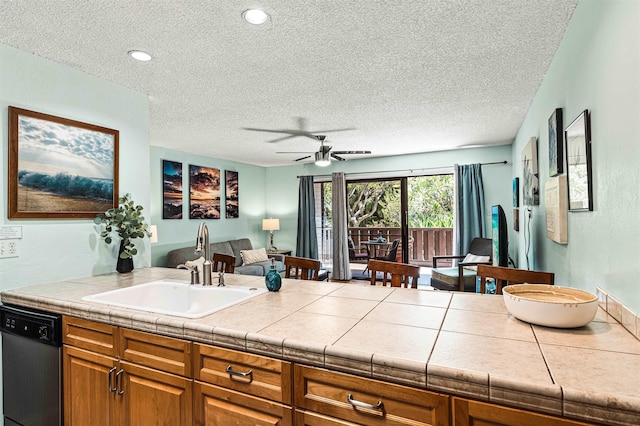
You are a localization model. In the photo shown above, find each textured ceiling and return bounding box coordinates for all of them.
[0,1,578,167]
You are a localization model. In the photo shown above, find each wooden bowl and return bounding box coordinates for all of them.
[503,284,598,328]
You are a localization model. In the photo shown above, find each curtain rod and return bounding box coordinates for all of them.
[296,160,508,179]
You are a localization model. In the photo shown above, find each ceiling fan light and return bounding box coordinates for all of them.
[315,151,331,167]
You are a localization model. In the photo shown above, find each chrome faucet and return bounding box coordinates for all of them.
[195,222,213,286]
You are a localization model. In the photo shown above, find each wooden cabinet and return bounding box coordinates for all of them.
[294,364,450,426]
[193,343,293,425]
[452,397,593,426]
[63,345,118,426]
[62,316,192,426]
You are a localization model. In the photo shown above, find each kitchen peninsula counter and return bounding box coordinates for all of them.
[2,267,639,425]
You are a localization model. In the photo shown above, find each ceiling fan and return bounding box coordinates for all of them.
[242,117,356,144]
[276,135,371,166]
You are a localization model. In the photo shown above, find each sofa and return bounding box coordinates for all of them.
[166,238,285,276]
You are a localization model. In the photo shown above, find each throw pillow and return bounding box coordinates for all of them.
[241,248,269,265]
[184,256,205,271]
[462,253,490,264]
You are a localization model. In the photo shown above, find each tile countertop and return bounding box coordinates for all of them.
[2,267,639,426]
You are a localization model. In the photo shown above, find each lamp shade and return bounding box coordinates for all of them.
[149,225,158,243]
[262,218,280,231]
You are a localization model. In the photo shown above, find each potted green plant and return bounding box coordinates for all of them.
[94,193,151,273]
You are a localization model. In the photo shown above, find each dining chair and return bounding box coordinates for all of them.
[212,253,236,273]
[284,255,321,280]
[476,264,554,295]
[368,259,420,288]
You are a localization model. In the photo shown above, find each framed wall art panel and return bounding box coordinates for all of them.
[189,165,220,219]
[548,108,564,177]
[521,137,539,206]
[162,160,183,219]
[225,170,239,219]
[565,110,593,211]
[8,107,118,219]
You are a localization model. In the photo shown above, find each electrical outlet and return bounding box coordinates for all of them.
[0,239,19,259]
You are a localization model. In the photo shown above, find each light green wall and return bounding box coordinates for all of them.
[0,43,150,290]
[265,145,514,258]
[512,0,640,311]
[149,146,268,266]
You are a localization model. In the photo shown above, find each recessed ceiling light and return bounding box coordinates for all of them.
[128,50,152,62]
[242,9,269,25]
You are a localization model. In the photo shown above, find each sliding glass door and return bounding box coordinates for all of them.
[314,173,454,270]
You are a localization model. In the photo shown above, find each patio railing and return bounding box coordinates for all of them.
[317,226,454,267]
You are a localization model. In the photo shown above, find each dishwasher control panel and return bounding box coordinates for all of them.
[0,305,62,347]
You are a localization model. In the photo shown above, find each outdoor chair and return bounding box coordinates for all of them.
[430,237,492,292]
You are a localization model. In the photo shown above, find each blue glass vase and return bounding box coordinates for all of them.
[265,259,281,292]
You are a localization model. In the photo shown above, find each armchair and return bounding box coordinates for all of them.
[348,236,369,263]
[430,238,492,292]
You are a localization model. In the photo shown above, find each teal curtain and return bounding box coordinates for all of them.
[455,164,486,255]
[296,176,318,259]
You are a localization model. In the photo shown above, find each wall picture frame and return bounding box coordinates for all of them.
[162,160,183,219]
[521,137,539,206]
[225,170,239,219]
[189,165,220,219]
[548,108,564,177]
[565,110,593,211]
[8,106,118,219]
[512,177,519,207]
[545,174,568,244]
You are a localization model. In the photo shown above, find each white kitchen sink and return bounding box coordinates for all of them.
[82,280,266,318]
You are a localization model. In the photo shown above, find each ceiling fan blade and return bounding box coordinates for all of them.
[276,151,315,154]
[264,135,297,144]
[312,127,357,134]
[294,155,312,162]
[331,153,346,161]
[331,150,372,155]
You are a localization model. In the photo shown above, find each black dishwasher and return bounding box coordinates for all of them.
[0,305,62,426]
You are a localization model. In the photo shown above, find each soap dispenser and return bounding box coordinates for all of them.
[265,258,281,292]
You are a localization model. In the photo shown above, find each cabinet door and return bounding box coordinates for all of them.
[63,345,118,426]
[195,381,293,426]
[118,361,193,426]
[294,364,449,426]
[452,397,593,426]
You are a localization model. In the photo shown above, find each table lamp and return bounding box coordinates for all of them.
[262,218,280,251]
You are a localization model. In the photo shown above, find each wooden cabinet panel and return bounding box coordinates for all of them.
[119,361,193,426]
[119,327,192,377]
[63,345,118,426]
[294,364,449,426]
[194,343,292,404]
[194,382,293,426]
[295,410,361,425]
[452,397,593,426]
[63,316,118,356]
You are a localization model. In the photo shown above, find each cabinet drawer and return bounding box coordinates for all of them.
[63,316,118,357]
[452,397,593,426]
[195,382,292,426]
[294,364,449,426]
[119,328,192,377]
[295,410,360,425]
[194,343,292,404]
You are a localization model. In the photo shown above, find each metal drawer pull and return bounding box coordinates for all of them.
[347,394,384,410]
[108,367,117,393]
[116,369,125,395]
[226,365,253,379]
